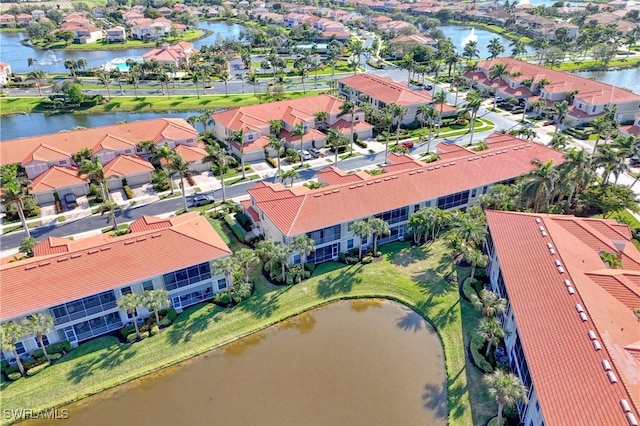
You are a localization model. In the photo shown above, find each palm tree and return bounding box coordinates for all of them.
[351,220,373,259]
[235,73,245,93]
[1,177,33,238]
[269,119,283,135]
[158,71,171,98]
[143,289,170,325]
[26,314,55,361]
[0,321,28,376]
[281,168,298,187]
[219,70,230,97]
[267,135,285,178]
[153,144,178,194]
[227,130,245,179]
[451,214,486,248]
[463,40,479,64]
[521,159,560,211]
[246,73,259,96]
[369,217,390,254]
[465,90,483,146]
[213,256,239,299]
[433,91,448,133]
[469,289,507,318]
[292,122,306,166]
[391,103,408,146]
[96,69,112,100]
[28,70,47,96]
[64,59,77,77]
[477,317,506,357]
[203,144,234,202]
[78,157,108,201]
[234,248,259,284]
[314,111,328,130]
[169,153,194,212]
[339,100,357,155]
[117,293,144,339]
[417,104,436,144]
[483,370,528,426]
[271,243,292,281]
[326,129,345,164]
[488,62,509,110]
[19,236,38,258]
[552,101,569,135]
[128,67,141,99]
[463,245,488,280]
[559,148,593,206]
[291,234,315,270]
[27,57,38,72]
[77,57,88,72]
[97,200,123,230]
[487,37,505,59]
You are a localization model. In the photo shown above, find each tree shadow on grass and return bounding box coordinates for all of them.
[166,303,219,345]
[133,102,151,111]
[427,299,460,330]
[316,264,362,299]
[103,102,121,111]
[447,367,470,421]
[66,344,137,385]
[422,380,448,420]
[239,288,282,320]
[199,99,212,105]
[390,244,431,268]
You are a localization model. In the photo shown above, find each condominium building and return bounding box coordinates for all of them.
[243,133,564,264]
[0,213,231,359]
[485,210,640,426]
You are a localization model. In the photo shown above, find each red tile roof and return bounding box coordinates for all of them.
[249,133,564,236]
[316,166,368,185]
[30,166,86,193]
[0,213,231,321]
[211,94,345,133]
[1,118,198,167]
[486,210,640,426]
[339,74,436,106]
[103,155,154,178]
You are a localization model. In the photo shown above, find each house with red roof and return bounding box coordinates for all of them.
[0,14,16,27]
[142,42,198,67]
[0,118,198,182]
[245,133,564,264]
[0,213,231,358]
[339,74,456,124]
[106,26,126,43]
[211,94,373,162]
[30,166,89,205]
[131,17,172,40]
[465,58,640,125]
[485,210,640,426]
[16,13,32,26]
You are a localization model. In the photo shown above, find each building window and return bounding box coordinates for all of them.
[163,262,212,291]
[49,291,117,325]
[375,206,409,225]
[347,239,354,250]
[247,133,254,141]
[34,334,50,347]
[471,188,477,197]
[413,204,420,213]
[308,243,340,263]
[306,224,341,246]
[592,105,596,113]
[293,254,301,264]
[15,342,26,356]
[217,278,227,290]
[482,186,488,194]
[361,237,368,245]
[56,312,122,343]
[121,286,132,296]
[142,280,154,292]
[437,190,470,210]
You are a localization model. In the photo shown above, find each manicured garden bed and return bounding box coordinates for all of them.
[0,240,491,425]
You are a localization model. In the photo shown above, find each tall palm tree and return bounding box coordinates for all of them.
[27,57,38,72]
[203,144,234,202]
[326,129,345,164]
[433,91,448,133]
[339,100,357,155]
[487,37,505,59]
[463,40,479,64]
[245,73,259,96]
[234,248,259,283]
[1,177,33,238]
[267,135,285,178]
[488,62,509,110]
[64,59,77,77]
[117,293,144,339]
[26,314,55,362]
[465,91,483,146]
[369,217,390,254]
[552,100,569,135]
[228,130,246,179]
[477,317,506,357]
[483,370,528,426]
[281,169,298,187]
[96,69,112,100]
[417,104,436,145]
[292,122,306,166]
[391,103,408,146]
[351,220,373,259]
[559,148,593,206]
[0,321,28,376]
[377,104,394,163]
[78,157,108,201]
[314,111,328,130]
[19,236,38,258]
[451,213,486,248]
[269,119,283,135]
[219,70,230,97]
[291,234,315,270]
[152,143,178,194]
[521,159,560,211]
[463,245,488,280]
[28,70,47,96]
[169,153,194,212]
[469,289,507,318]
[97,200,123,230]
[213,256,238,300]
[143,289,170,325]
[128,67,141,99]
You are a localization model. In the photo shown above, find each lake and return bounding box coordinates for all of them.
[0,21,243,74]
[24,300,447,426]
[573,67,640,95]
[439,26,534,58]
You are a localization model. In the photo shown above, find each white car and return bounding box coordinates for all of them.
[301,150,313,160]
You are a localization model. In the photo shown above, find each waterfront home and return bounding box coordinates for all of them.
[0,14,16,27]
[142,42,198,67]
[339,74,456,124]
[106,26,127,43]
[16,13,32,26]
[211,94,373,162]
[131,18,172,40]
[484,210,640,426]
[0,118,198,181]
[620,113,640,136]
[464,58,640,125]
[29,166,89,205]
[30,9,45,20]
[244,133,564,264]
[0,213,232,359]
[0,63,11,86]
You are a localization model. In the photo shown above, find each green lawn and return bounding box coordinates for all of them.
[0,91,323,116]
[0,239,487,425]
[554,56,640,72]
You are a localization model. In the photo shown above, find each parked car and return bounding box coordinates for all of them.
[630,157,639,166]
[308,148,321,157]
[399,141,414,149]
[495,96,505,103]
[64,193,78,208]
[300,150,313,160]
[425,84,433,91]
[191,194,215,206]
[11,76,22,82]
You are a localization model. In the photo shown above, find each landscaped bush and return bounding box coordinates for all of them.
[26,362,50,376]
[304,262,315,274]
[235,210,253,231]
[462,277,478,301]
[121,325,137,338]
[150,326,160,336]
[0,359,8,372]
[159,308,178,322]
[374,251,382,258]
[266,157,277,168]
[224,214,245,242]
[355,139,368,149]
[362,256,373,264]
[139,331,150,340]
[213,292,231,306]
[123,185,134,200]
[232,281,254,303]
[126,333,138,343]
[32,348,44,359]
[139,325,150,333]
[7,372,22,381]
[49,353,62,361]
[158,318,171,328]
[470,334,494,373]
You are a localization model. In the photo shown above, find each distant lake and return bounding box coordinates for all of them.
[439,26,534,58]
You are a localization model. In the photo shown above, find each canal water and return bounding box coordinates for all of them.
[439,26,534,58]
[25,300,447,426]
[574,67,640,96]
[0,21,243,74]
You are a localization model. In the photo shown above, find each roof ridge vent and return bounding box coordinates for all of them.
[349,185,356,189]
[549,248,556,254]
[409,171,416,175]
[71,254,81,259]
[576,304,584,313]
[417,169,424,173]
[547,242,553,248]
[541,230,547,237]
[25,264,38,270]
[324,191,332,195]
[555,259,562,266]
[557,266,565,273]
[357,184,364,187]
[88,249,99,254]
[536,218,541,223]
[57,257,69,262]
[124,240,136,245]
[620,399,631,413]
[627,413,639,426]
[374,179,381,183]
[567,286,575,294]
[367,181,374,185]
[588,330,597,340]
[603,360,612,371]
[564,279,572,287]
[332,189,339,193]
[391,175,398,179]
[593,340,602,351]
[579,312,588,322]
[607,371,617,383]
[100,246,111,251]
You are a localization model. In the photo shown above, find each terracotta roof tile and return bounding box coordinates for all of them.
[339,74,436,106]
[103,155,154,178]
[30,166,86,193]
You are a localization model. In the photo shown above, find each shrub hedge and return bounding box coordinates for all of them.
[470,334,493,373]
[7,372,22,381]
[235,210,253,232]
[26,362,50,376]
[126,333,138,343]
[266,157,277,168]
[355,139,368,149]
[123,185,134,200]
[150,326,160,336]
